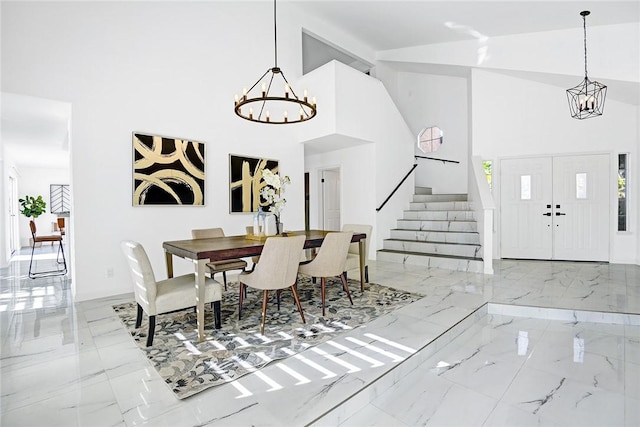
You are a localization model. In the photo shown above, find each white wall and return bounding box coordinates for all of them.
[2,1,310,300]
[472,69,638,263]
[15,166,70,247]
[300,61,415,255]
[393,72,469,194]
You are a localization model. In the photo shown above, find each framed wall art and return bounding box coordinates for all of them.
[133,132,205,206]
[229,154,278,213]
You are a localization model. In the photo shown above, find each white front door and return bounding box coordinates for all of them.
[500,157,553,259]
[321,169,341,230]
[500,154,610,261]
[552,155,610,261]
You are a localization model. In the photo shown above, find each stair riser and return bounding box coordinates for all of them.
[408,201,470,211]
[415,187,432,195]
[377,250,484,274]
[412,194,467,202]
[390,229,480,244]
[397,220,477,232]
[403,211,475,221]
[383,240,482,258]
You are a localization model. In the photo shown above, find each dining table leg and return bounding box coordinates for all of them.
[164,250,174,278]
[359,238,366,291]
[195,259,208,342]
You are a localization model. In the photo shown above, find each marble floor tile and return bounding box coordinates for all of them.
[2,245,640,427]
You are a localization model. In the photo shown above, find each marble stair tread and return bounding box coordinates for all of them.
[390,229,480,244]
[383,239,483,258]
[396,219,478,232]
[377,248,482,261]
[408,201,470,210]
[412,194,468,202]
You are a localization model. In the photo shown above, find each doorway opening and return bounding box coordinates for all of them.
[319,167,341,231]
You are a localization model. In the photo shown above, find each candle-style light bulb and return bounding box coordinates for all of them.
[234,94,239,104]
[249,107,253,120]
[284,111,288,122]
[303,89,308,102]
[299,108,304,120]
[285,84,290,98]
[312,96,317,106]
[266,110,270,122]
[243,88,248,100]
[261,82,266,97]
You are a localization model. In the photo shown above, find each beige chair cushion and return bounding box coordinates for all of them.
[298,232,353,277]
[239,235,306,291]
[121,240,222,316]
[342,224,372,272]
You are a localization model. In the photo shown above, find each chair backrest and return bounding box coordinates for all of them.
[192,227,225,239]
[120,240,158,314]
[251,235,306,290]
[342,224,372,259]
[312,231,354,276]
[29,220,37,238]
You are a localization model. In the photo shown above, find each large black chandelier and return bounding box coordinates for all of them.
[234,0,317,124]
[566,11,607,119]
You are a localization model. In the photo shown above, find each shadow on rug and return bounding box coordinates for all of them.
[113,277,420,399]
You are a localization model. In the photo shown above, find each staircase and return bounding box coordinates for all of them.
[377,187,484,273]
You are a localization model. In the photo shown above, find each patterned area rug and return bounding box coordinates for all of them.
[113,277,421,399]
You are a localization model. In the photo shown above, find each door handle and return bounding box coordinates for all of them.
[555,212,566,216]
[542,212,551,216]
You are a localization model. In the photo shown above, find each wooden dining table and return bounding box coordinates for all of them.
[162,229,368,342]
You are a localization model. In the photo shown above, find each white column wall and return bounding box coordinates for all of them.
[2,2,309,300]
[472,69,638,263]
[393,72,469,194]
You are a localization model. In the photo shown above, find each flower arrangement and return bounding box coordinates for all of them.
[260,168,290,216]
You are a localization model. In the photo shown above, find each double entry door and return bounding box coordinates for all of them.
[500,154,610,261]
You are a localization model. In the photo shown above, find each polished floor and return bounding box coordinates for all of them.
[1,244,639,426]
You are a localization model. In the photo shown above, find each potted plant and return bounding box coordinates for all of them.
[19,195,47,219]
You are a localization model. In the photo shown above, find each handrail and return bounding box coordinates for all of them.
[376,163,418,212]
[415,155,460,164]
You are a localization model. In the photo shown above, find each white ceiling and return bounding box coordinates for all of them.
[296,1,640,50]
[3,1,638,169]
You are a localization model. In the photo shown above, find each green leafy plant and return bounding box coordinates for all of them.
[18,195,47,218]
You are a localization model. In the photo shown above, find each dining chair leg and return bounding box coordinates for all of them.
[321,277,326,317]
[291,283,306,324]
[260,290,269,335]
[222,271,228,291]
[276,289,281,311]
[146,315,156,347]
[135,304,144,328]
[365,265,369,283]
[213,300,222,329]
[238,282,245,320]
[340,273,354,305]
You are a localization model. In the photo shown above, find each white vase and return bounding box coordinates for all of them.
[263,213,278,236]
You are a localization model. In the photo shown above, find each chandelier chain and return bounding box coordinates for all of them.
[273,0,278,69]
[583,13,588,78]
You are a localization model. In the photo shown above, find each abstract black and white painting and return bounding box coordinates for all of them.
[229,154,278,213]
[133,133,205,206]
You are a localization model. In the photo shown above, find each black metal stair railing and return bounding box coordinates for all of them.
[376,155,460,212]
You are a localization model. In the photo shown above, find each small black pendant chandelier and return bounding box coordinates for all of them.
[234,0,317,124]
[566,11,607,119]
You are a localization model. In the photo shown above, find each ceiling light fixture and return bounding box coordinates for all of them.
[234,0,317,124]
[566,10,607,119]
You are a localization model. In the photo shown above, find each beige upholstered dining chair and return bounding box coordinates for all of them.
[298,231,354,316]
[192,228,248,290]
[237,235,306,335]
[342,223,372,286]
[120,240,223,346]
